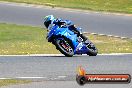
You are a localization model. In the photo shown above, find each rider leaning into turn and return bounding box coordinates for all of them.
[43,15,89,44]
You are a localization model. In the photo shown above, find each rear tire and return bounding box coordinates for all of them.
[55,37,74,57]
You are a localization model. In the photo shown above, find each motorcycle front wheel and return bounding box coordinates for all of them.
[86,41,98,56]
[55,38,74,57]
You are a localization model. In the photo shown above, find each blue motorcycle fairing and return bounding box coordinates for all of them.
[75,42,89,54]
[47,25,59,40]
[48,25,79,48]
[47,25,89,54]
[57,28,79,49]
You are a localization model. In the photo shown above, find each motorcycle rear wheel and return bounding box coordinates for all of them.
[55,38,74,57]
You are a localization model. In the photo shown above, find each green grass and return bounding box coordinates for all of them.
[0,79,31,87]
[86,34,132,53]
[0,0,132,13]
[0,23,60,55]
[0,23,132,55]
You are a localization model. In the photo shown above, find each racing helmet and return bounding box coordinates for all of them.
[43,15,55,29]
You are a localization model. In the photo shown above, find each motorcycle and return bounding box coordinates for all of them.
[46,24,98,57]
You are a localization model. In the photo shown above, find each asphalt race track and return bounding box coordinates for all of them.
[0,2,132,88]
[1,55,131,78]
[0,2,132,38]
[0,54,132,88]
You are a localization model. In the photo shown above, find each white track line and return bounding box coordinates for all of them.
[16,77,47,79]
[98,53,132,56]
[0,77,46,80]
[0,78,12,80]
[0,54,63,57]
[0,53,132,57]
[58,76,67,78]
[0,76,67,80]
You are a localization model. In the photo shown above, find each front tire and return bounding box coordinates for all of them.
[55,37,74,57]
[86,41,98,56]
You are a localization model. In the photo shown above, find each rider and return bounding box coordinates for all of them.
[43,15,88,44]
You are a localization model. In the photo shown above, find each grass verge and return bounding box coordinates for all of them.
[0,0,132,14]
[85,34,132,53]
[0,79,31,87]
[0,23,132,54]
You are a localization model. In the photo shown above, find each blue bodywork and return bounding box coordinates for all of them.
[47,25,89,54]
